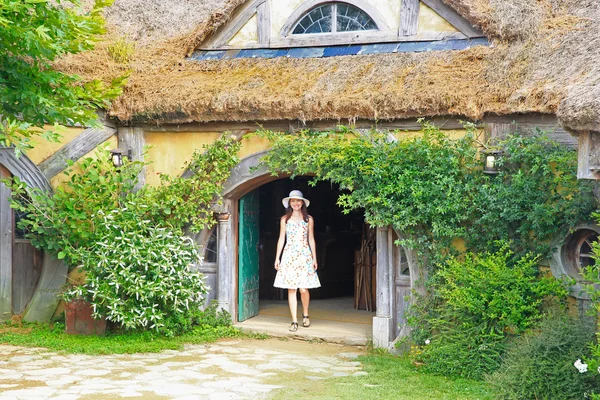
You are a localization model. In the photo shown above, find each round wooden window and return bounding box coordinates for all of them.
[564,229,599,276]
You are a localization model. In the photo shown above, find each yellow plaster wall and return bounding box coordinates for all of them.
[271,0,305,37]
[145,132,221,186]
[418,2,458,33]
[228,14,258,47]
[144,132,272,186]
[49,136,118,189]
[26,126,87,165]
[239,135,271,159]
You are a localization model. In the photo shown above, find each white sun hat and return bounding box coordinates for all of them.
[282,190,310,208]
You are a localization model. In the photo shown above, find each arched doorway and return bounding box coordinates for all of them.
[235,177,376,342]
[215,151,417,347]
[255,177,368,305]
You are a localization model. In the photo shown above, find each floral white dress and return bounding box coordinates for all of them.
[274,219,321,289]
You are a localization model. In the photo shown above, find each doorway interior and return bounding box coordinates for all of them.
[237,177,375,333]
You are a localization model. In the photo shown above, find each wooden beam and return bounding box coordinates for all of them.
[400,0,419,36]
[0,149,52,192]
[485,114,577,149]
[245,31,466,49]
[38,126,116,180]
[201,0,265,49]
[139,117,469,133]
[421,0,483,38]
[117,127,146,191]
[0,166,12,321]
[257,0,270,46]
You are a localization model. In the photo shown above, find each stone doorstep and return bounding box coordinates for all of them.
[234,325,369,346]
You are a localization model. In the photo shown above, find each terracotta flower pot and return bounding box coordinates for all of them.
[65,299,106,335]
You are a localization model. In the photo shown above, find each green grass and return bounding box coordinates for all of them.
[269,351,493,400]
[0,321,245,354]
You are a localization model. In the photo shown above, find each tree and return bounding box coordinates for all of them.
[0,0,122,155]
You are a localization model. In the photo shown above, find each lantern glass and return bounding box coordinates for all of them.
[110,149,124,168]
[483,150,502,175]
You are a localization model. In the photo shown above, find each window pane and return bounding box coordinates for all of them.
[205,228,218,263]
[292,5,333,34]
[336,4,377,32]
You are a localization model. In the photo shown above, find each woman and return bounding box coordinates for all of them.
[274,190,321,332]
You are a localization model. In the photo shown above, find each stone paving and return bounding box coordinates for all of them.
[0,339,366,399]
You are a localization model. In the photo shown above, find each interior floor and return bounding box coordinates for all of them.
[235,297,374,346]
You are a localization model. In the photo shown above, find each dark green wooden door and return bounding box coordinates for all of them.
[238,190,260,322]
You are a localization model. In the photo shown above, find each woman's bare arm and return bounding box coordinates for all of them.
[274,217,286,270]
[308,216,317,270]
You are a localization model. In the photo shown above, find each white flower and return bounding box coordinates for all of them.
[425,339,431,345]
[574,359,588,373]
[598,366,600,375]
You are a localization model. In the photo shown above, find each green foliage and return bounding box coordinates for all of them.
[257,124,480,259]
[6,136,239,334]
[63,209,207,334]
[107,36,135,64]
[581,211,600,400]
[412,246,569,379]
[467,133,595,257]
[0,0,124,154]
[257,124,595,264]
[487,312,599,400]
[145,135,241,233]
[8,148,144,263]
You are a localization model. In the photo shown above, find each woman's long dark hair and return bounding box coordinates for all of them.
[284,202,309,223]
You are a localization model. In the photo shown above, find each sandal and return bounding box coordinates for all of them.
[289,322,298,332]
[303,315,310,328]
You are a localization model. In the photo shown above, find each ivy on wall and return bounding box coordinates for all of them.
[257,123,596,264]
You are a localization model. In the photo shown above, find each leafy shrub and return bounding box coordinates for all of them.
[487,312,599,400]
[411,245,569,379]
[7,137,240,335]
[64,208,207,335]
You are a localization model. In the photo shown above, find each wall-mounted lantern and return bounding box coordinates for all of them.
[110,149,132,169]
[483,150,503,176]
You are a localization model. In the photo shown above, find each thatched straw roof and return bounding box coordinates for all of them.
[57,0,600,131]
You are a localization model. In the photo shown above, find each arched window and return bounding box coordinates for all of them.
[291,3,378,35]
[204,227,218,263]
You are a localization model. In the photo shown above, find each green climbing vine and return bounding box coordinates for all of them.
[257,122,595,264]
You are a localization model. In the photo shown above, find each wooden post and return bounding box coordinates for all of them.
[216,212,234,319]
[400,0,419,36]
[117,127,146,191]
[577,131,600,180]
[373,226,393,348]
[0,166,12,321]
[257,0,271,46]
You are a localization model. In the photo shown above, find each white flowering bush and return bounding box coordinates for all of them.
[64,209,208,335]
